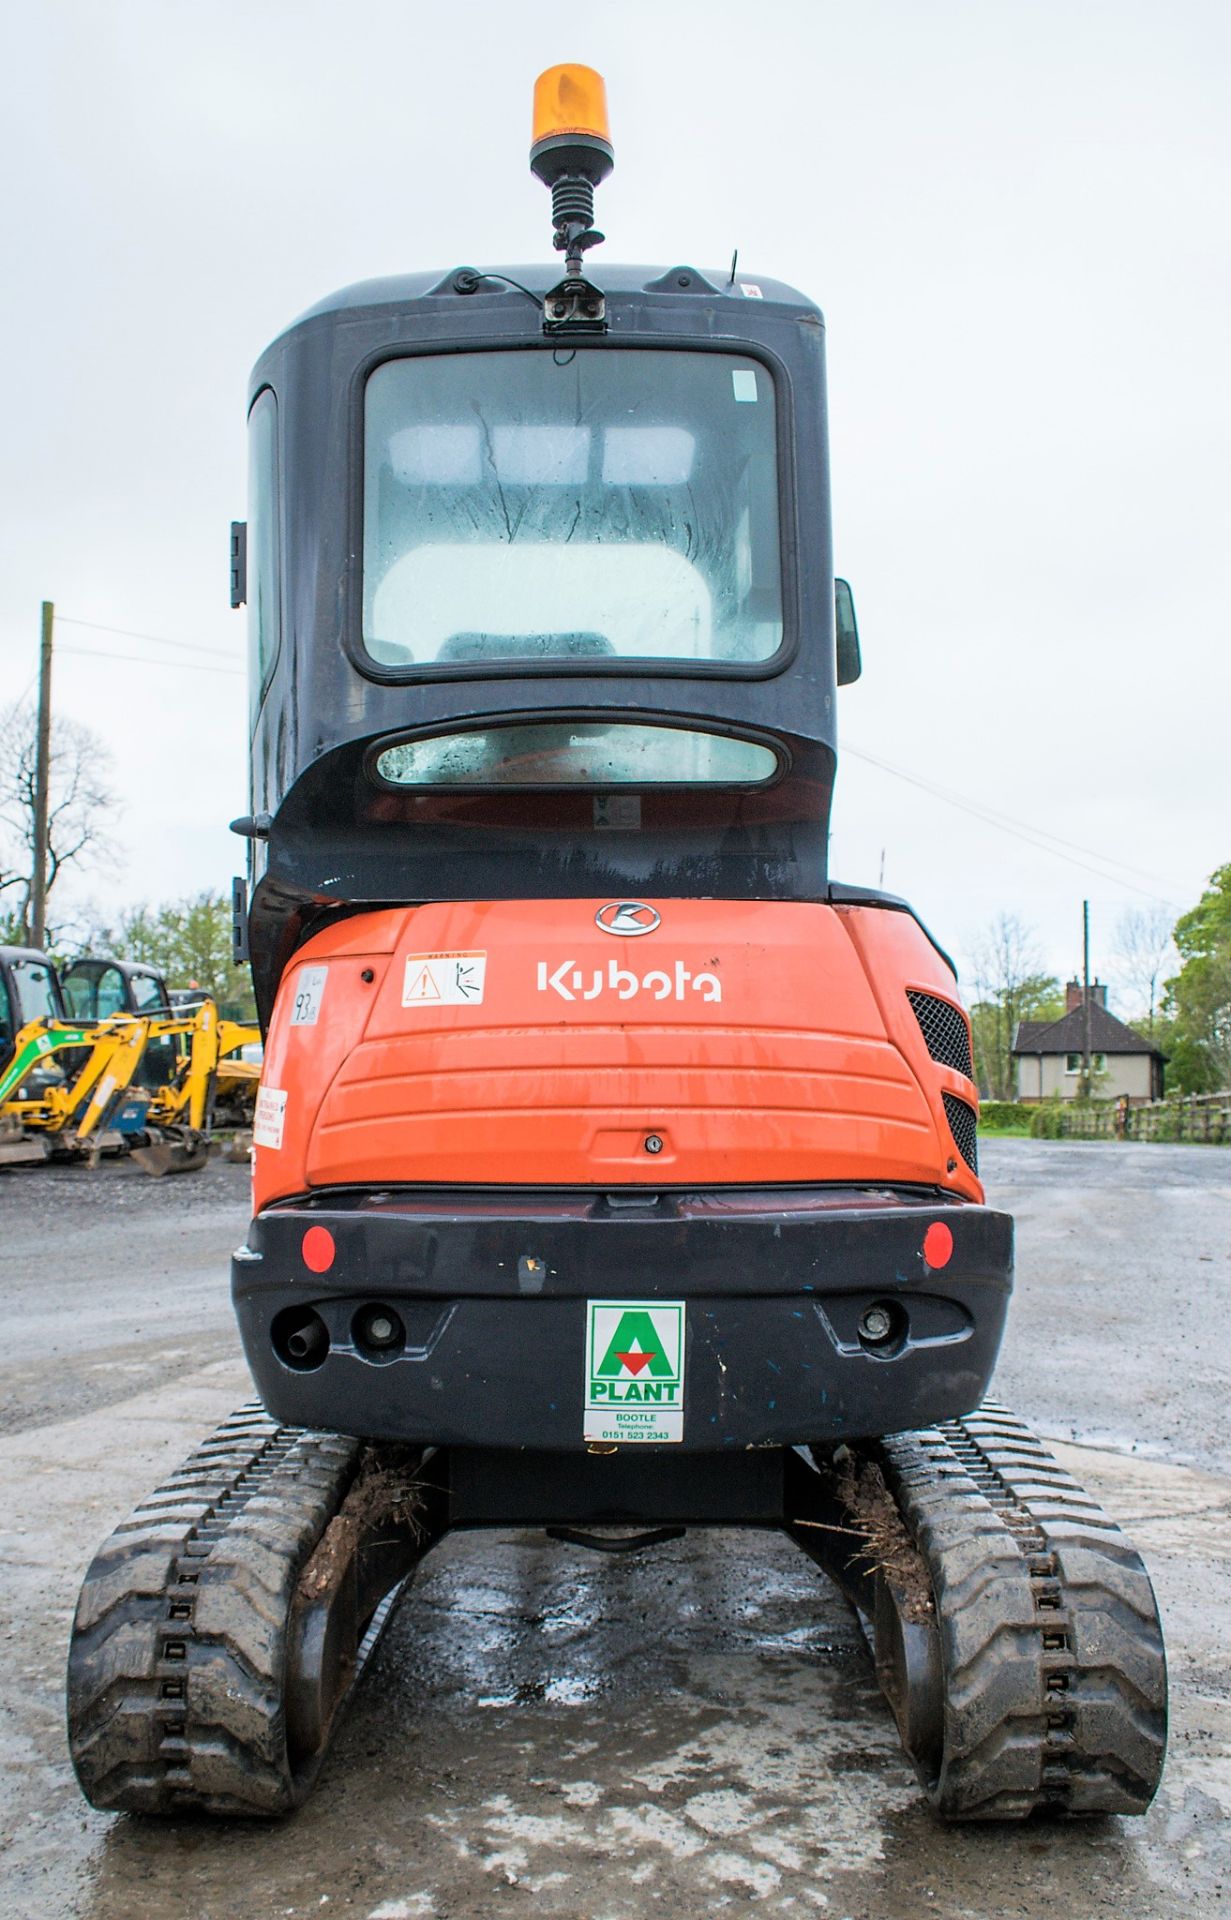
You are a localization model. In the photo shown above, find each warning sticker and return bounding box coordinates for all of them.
[290,964,328,1027]
[584,1300,686,1444]
[253,1085,288,1149]
[402,951,487,1007]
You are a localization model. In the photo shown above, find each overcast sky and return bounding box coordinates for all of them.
[1,0,1227,1003]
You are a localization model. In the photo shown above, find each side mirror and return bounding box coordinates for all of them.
[835,577,862,685]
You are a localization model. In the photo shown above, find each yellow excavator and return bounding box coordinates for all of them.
[0,992,259,1174]
[58,952,262,1140]
[137,1000,261,1172]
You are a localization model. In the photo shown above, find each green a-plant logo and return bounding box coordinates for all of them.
[595,1308,676,1381]
[584,1301,685,1444]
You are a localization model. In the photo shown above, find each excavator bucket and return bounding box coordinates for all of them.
[129,1128,210,1177]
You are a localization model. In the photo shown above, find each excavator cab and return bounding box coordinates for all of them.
[0,946,64,1047]
[0,947,66,1097]
[68,66,1166,1825]
[61,957,178,1090]
[60,958,171,1019]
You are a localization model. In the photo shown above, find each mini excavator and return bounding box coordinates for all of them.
[0,991,255,1173]
[1,947,257,1171]
[68,68,1167,1821]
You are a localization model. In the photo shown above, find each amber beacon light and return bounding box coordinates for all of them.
[530,64,614,320]
[532,63,612,149]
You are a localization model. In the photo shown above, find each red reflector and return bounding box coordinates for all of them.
[923,1222,953,1269]
[302,1226,336,1274]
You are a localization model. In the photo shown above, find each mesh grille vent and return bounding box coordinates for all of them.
[908,990,974,1080]
[942,1092,979,1174]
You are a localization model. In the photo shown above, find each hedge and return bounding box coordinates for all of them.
[978,1101,1033,1131]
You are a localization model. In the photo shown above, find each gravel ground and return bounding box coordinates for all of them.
[0,1139,1228,1919]
[0,1155,245,1437]
[988,1140,1231,1475]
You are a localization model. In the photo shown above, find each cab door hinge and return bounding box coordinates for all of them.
[230,522,248,608]
[231,876,250,965]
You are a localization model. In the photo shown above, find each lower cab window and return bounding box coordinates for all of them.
[373,722,780,788]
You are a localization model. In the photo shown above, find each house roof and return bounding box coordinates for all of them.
[1012,1000,1165,1059]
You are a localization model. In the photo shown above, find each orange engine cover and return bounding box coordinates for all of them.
[252,899,981,1211]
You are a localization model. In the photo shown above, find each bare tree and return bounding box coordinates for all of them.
[1113,905,1176,1039]
[968,912,1062,1100]
[0,701,119,944]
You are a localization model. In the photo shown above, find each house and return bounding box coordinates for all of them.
[1012,980,1166,1102]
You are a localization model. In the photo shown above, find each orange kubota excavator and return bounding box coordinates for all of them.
[68,67,1166,1823]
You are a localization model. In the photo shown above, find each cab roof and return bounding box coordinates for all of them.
[274,262,823,343]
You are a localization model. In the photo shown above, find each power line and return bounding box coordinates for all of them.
[883,757,1165,887]
[846,747,1161,899]
[847,746,1168,903]
[58,644,244,679]
[845,741,1165,886]
[57,616,242,662]
[843,742,1171,903]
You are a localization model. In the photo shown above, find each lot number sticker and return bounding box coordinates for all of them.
[402,951,487,1007]
[253,1085,288,1149]
[584,1301,686,1444]
[290,965,328,1026]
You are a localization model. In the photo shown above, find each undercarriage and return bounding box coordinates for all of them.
[67,1400,1166,1821]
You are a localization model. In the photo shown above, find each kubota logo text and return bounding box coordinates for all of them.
[537,957,721,1003]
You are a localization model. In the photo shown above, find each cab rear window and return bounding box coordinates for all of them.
[373,722,781,788]
[363,348,783,672]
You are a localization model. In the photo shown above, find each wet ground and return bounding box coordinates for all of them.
[1,1141,1228,1918]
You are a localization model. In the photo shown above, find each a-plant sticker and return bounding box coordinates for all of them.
[584,1301,686,1444]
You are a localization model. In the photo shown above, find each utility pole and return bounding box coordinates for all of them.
[1081,897,1092,1101]
[30,600,54,950]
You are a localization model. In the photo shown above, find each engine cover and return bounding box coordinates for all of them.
[251,898,981,1208]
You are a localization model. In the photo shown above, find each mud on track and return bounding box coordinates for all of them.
[0,1141,1228,1918]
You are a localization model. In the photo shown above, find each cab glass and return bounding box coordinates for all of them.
[363,349,783,671]
[374,721,780,787]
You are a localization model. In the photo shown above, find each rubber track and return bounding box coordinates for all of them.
[879,1403,1167,1819]
[67,1404,362,1816]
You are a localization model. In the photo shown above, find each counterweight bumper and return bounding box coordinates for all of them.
[233,1186,1013,1449]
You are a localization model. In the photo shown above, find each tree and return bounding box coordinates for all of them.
[0,701,118,945]
[75,891,256,1020]
[1163,865,1231,1092]
[1113,904,1176,1040]
[968,913,1063,1100]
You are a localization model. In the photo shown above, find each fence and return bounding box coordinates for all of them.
[1047,1091,1231,1144]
